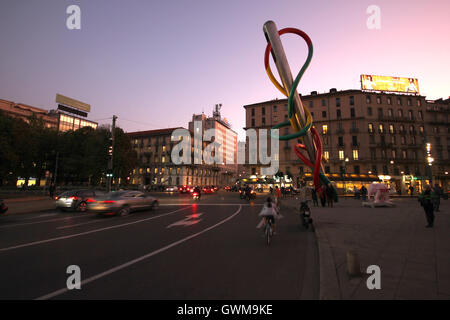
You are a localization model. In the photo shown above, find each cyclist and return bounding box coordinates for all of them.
[259,197,278,234]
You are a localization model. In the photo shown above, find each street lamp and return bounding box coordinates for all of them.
[342,157,349,195]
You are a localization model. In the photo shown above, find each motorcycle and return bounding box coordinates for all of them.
[299,201,314,231]
[192,192,200,201]
[0,199,8,215]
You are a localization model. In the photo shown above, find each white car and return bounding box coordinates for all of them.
[165,186,177,192]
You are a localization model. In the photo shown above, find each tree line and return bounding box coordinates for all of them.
[0,111,136,187]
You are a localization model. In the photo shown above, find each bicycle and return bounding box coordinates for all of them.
[264,217,274,246]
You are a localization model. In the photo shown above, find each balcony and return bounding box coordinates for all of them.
[336,129,345,134]
[349,128,359,134]
[376,142,393,148]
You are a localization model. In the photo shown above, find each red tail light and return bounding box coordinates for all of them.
[101,200,116,204]
[54,196,59,200]
[193,193,198,196]
[86,198,96,203]
[69,196,79,200]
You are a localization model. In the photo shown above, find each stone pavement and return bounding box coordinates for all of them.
[282,196,450,300]
[2,197,55,215]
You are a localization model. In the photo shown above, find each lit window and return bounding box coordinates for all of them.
[379,124,384,133]
[324,151,329,160]
[353,150,359,160]
[368,123,374,133]
[389,125,394,134]
[339,150,344,160]
[322,125,328,134]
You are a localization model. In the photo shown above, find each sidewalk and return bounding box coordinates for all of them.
[282,196,450,300]
[2,197,55,215]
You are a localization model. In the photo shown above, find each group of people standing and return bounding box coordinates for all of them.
[418,184,444,228]
[311,184,335,208]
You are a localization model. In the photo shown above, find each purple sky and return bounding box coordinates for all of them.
[1,0,449,139]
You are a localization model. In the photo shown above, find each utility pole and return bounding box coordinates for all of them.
[107,115,117,192]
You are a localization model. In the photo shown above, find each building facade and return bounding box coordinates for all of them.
[128,128,222,188]
[244,89,450,193]
[0,98,97,132]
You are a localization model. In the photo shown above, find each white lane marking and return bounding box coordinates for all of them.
[0,214,90,229]
[36,205,242,300]
[166,213,204,228]
[0,207,190,253]
[160,203,263,206]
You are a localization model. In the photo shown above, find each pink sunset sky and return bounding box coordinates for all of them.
[0,0,449,139]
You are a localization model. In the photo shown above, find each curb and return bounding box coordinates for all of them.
[284,203,341,300]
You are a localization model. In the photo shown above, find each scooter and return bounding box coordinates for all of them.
[0,199,8,215]
[299,201,313,231]
[192,192,200,201]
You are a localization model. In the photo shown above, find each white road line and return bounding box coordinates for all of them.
[36,205,242,300]
[0,214,90,229]
[160,203,263,206]
[0,207,190,253]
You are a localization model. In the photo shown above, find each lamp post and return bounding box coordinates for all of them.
[343,157,349,195]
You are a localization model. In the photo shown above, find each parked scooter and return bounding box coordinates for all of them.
[0,199,8,215]
[299,201,313,231]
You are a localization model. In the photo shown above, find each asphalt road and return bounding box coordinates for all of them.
[0,192,319,300]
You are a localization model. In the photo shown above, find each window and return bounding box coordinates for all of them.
[368,123,374,133]
[377,96,382,104]
[408,110,413,120]
[407,98,412,106]
[370,149,376,160]
[352,136,358,146]
[322,111,327,118]
[401,136,406,145]
[419,126,424,134]
[322,99,326,107]
[262,107,265,115]
[398,109,404,117]
[354,165,360,174]
[402,150,407,159]
[350,96,354,106]
[369,135,375,144]
[418,111,423,120]
[378,108,383,117]
[336,98,341,107]
[251,119,255,127]
[391,135,396,144]
[417,99,422,107]
[389,124,394,134]
[309,101,314,108]
[409,125,415,134]
[379,124,384,133]
[337,109,341,118]
[339,150,345,160]
[338,136,344,146]
[411,136,416,145]
[251,108,255,116]
[388,109,393,117]
[397,97,402,105]
[273,105,277,112]
[366,95,372,104]
[284,104,288,111]
[353,150,359,160]
[387,97,392,105]
[324,151,330,160]
[262,117,266,125]
[367,107,372,116]
[350,108,355,118]
[391,149,396,159]
[322,125,328,134]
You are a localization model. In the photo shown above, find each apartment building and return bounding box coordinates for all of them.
[244,89,450,193]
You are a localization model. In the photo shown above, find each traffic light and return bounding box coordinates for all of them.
[108,145,113,156]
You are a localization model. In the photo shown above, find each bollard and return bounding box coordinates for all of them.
[346,250,362,277]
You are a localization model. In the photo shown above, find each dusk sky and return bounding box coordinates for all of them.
[1,0,449,139]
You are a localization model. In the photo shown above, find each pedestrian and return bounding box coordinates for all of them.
[360,185,368,201]
[433,184,443,212]
[418,185,436,228]
[275,186,282,207]
[312,188,318,207]
[326,184,334,208]
[409,185,414,196]
[320,184,327,207]
[269,186,273,195]
[49,183,55,199]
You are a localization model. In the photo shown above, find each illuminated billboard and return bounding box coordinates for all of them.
[56,94,91,112]
[361,75,419,94]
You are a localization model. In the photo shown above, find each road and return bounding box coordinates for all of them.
[0,192,319,300]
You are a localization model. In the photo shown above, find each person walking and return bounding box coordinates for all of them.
[326,184,334,208]
[320,184,327,207]
[49,183,56,199]
[433,184,443,212]
[360,185,368,201]
[419,185,436,228]
[311,188,318,207]
[274,186,282,208]
[409,185,414,196]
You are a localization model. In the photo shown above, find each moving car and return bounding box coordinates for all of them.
[55,189,106,212]
[87,190,159,216]
[202,186,214,194]
[0,199,7,215]
[165,186,177,192]
[178,185,191,194]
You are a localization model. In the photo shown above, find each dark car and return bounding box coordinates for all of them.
[55,189,106,212]
[178,185,191,194]
[0,199,7,215]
